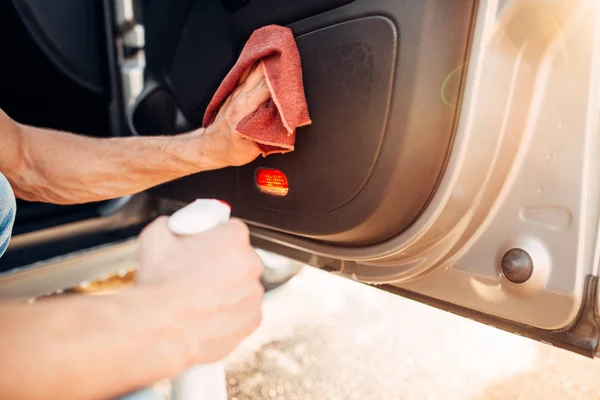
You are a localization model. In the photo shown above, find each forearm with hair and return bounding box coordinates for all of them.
[3,122,214,204]
[0,288,189,400]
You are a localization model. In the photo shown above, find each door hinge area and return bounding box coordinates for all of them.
[381,275,600,358]
[508,274,600,358]
[556,275,600,358]
[498,274,600,358]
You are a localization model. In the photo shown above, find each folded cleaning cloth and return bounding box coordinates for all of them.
[203,25,311,156]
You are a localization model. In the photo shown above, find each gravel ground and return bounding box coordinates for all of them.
[220,267,600,400]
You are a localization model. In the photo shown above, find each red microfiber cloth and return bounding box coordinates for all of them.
[203,25,311,156]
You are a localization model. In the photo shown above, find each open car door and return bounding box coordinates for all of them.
[2,0,600,360]
[135,0,600,358]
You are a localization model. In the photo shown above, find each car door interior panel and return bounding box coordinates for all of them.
[134,0,475,245]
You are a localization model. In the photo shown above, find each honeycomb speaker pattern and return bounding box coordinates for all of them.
[317,42,374,124]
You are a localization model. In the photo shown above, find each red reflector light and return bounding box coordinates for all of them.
[256,169,289,196]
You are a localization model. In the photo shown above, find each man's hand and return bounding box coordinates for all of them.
[137,217,264,364]
[0,218,264,400]
[199,63,270,168]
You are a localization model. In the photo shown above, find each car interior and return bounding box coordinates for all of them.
[0,0,143,267]
[1,0,599,359]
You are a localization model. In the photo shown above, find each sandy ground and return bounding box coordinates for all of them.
[218,267,600,400]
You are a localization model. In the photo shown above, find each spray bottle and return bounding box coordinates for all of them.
[168,199,232,400]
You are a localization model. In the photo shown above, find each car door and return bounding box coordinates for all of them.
[3,0,600,360]
[128,0,600,357]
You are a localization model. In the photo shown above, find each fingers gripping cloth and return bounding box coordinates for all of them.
[202,25,312,156]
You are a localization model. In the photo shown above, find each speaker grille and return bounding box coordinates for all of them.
[237,17,396,214]
[320,42,374,133]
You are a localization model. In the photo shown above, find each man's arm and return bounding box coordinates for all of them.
[0,288,186,400]
[0,66,269,204]
[0,218,264,400]
[2,120,218,204]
